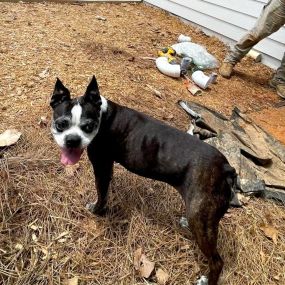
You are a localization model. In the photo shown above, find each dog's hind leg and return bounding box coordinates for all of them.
[185,192,228,285]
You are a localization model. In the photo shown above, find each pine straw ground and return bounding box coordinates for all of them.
[0,2,285,285]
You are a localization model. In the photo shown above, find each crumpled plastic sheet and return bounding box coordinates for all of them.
[172,42,219,69]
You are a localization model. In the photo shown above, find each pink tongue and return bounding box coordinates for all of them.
[60,148,83,165]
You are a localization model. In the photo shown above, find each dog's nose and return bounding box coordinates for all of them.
[65,134,81,148]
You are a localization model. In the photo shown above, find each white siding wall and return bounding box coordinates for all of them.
[145,0,285,69]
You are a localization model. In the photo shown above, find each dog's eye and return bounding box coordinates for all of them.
[81,122,95,133]
[55,119,69,132]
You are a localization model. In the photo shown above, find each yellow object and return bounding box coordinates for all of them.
[157,47,176,63]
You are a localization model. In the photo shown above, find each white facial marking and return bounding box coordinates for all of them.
[71,104,82,125]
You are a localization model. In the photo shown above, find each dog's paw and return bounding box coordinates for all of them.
[196,275,208,285]
[86,203,108,216]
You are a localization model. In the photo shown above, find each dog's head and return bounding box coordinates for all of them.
[50,76,107,165]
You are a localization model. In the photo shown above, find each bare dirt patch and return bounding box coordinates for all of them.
[250,106,285,145]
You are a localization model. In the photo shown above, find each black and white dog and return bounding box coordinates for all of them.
[50,76,236,285]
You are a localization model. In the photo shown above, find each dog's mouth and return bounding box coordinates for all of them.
[60,148,83,165]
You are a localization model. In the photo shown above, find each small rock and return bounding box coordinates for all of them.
[95,15,106,21]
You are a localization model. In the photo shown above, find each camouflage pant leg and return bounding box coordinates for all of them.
[224,0,285,66]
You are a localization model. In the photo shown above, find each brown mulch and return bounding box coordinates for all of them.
[0,2,284,285]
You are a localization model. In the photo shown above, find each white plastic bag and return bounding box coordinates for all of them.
[172,42,219,69]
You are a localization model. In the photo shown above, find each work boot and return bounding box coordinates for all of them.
[269,78,285,99]
[219,62,235,79]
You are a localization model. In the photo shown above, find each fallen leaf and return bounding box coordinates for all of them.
[15,243,23,250]
[273,275,280,281]
[237,193,250,205]
[260,250,266,263]
[156,268,169,285]
[58,238,67,243]
[61,256,71,264]
[95,15,106,21]
[32,233,38,242]
[139,254,155,278]
[38,68,49,78]
[30,225,38,231]
[67,276,79,285]
[146,84,163,99]
[0,129,21,147]
[163,114,174,121]
[180,244,190,251]
[29,224,42,231]
[134,247,155,278]
[264,213,274,225]
[134,247,143,270]
[260,225,278,244]
[38,116,48,128]
[41,248,49,260]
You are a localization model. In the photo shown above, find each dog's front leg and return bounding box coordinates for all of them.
[86,149,114,216]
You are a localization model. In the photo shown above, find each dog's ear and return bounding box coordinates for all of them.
[50,78,71,109]
[83,75,101,105]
